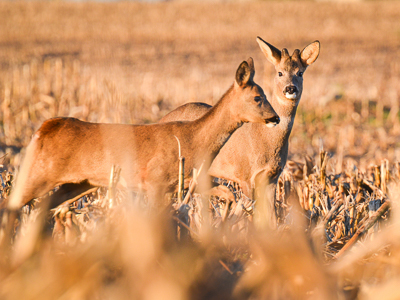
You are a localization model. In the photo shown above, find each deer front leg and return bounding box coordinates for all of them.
[252,170,279,230]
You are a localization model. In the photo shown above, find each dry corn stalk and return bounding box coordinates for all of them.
[175,136,185,203]
[107,164,121,208]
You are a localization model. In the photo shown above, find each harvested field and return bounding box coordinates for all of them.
[1,1,400,299]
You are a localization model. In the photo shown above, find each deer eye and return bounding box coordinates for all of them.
[254,96,262,103]
[297,72,303,77]
[278,72,283,77]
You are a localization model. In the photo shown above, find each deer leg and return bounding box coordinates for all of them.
[8,177,56,211]
[147,183,170,210]
[264,180,278,228]
[253,170,278,230]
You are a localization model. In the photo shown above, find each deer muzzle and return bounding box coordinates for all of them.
[265,115,280,128]
[283,85,299,100]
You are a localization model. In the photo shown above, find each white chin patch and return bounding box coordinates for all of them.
[266,122,277,128]
[285,93,297,100]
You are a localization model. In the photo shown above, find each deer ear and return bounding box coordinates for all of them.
[235,60,252,87]
[246,57,255,72]
[300,41,320,66]
[256,36,281,66]
[246,57,255,81]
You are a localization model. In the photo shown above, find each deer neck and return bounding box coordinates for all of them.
[190,85,243,158]
[266,87,300,149]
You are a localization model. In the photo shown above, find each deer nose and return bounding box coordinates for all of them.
[271,115,280,124]
[284,85,298,95]
[265,115,280,128]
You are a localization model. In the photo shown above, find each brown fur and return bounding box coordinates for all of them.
[160,38,320,226]
[8,58,279,210]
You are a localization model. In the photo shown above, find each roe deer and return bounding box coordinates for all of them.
[6,58,279,212]
[160,37,320,228]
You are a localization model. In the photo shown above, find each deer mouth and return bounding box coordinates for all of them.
[284,85,299,100]
[265,115,280,128]
[285,93,297,100]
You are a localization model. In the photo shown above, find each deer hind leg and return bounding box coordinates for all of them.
[8,172,58,211]
[1,175,54,247]
[7,134,53,210]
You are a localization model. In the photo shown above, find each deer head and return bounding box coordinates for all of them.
[256,37,320,105]
[233,57,280,127]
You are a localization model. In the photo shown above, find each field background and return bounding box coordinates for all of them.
[1,1,400,167]
[1,1,400,299]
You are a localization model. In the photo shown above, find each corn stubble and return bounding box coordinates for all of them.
[0,145,399,299]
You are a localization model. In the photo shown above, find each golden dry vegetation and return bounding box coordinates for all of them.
[1,1,400,299]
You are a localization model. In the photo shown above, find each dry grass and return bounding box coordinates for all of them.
[1,1,400,299]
